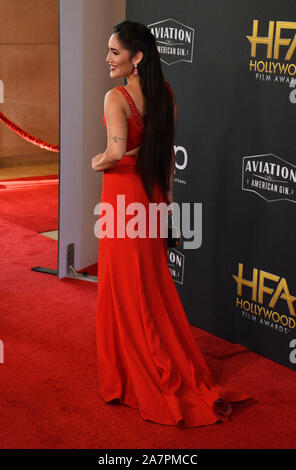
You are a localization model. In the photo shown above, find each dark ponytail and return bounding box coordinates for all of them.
[113,20,175,203]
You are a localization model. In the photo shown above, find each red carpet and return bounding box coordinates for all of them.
[0,175,59,232]
[0,216,296,449]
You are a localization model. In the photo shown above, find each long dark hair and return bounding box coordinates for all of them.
[113,20,175,203]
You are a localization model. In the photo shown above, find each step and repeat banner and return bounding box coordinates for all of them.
[126,0,296,370]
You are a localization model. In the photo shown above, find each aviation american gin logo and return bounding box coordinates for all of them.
[148,18,195,65]
[242,154,296,203]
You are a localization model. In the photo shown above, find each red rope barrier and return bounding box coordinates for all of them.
[0,111,59,152]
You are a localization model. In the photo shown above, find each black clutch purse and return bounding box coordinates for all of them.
[167,214,182,247]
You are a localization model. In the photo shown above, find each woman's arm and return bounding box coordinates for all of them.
[91,149,119,172]
[92,89,128,172]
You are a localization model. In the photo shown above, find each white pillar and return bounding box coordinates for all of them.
[58,0,126,279]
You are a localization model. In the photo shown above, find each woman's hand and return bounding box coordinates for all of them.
[91,153,104,171]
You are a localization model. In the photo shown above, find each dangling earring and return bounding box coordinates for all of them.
[133,63,138,76]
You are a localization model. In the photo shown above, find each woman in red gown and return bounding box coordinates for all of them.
[92,20,250,427]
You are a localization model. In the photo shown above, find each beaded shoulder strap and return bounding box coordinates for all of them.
[117,86,144,128]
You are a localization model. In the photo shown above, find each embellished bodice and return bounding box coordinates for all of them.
[103,81,174,153]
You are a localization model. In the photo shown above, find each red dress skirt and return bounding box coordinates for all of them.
[96,154,250,427]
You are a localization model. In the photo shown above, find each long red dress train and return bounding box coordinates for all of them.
[96,83,250,427]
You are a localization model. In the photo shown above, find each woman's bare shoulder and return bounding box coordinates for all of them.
[104,86,128,117]
[104,85,123,98]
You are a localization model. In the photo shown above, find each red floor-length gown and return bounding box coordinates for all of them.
[96,82,250,427]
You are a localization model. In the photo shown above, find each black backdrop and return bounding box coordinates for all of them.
[126,0,296,370]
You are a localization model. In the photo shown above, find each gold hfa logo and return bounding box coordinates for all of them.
[233,263,296,317]
[247,20,296,60]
